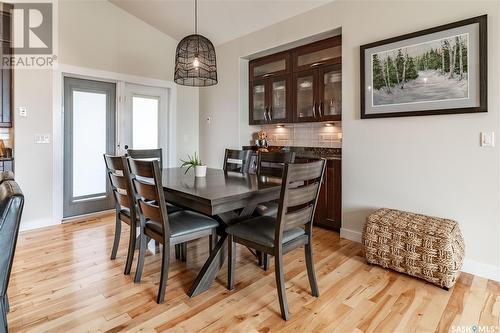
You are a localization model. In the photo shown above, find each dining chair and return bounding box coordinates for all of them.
[226,159,326,320]
[129,158,219,304]
[103,155,138,275]
[126,148,185,258]
[223,149,252,173]
[254,151,296,270]
[0,180,24,333]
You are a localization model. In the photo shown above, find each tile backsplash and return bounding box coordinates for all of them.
[254,122,342,148]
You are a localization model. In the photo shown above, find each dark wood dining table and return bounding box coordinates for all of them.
[161,167,282,297]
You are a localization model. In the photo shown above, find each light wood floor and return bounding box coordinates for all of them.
[7,214,500,333]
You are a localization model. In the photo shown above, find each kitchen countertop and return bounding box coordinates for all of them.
[243,146,341,160]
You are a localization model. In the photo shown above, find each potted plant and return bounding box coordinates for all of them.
[180,152,207,177]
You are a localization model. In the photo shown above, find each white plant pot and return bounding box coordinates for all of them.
[194,165,207,177]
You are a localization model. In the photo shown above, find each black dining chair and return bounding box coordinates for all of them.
[129,158,219,304]
[0,180,24,333]
[226,159,326,320]
[104,155,138,275]
[223,149,252,173]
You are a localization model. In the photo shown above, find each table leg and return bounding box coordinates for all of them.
[188,234,228,297]
[188,205,257,297]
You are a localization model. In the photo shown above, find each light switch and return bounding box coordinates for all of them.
[480,132,495,147]
[19,107,27,117]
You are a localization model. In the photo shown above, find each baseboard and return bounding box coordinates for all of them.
[339,227,500,282]
[20,218,59,232]
[462,259,500,282]
[340,227,362,243]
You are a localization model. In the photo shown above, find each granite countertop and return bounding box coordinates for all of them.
[243,146,341,160]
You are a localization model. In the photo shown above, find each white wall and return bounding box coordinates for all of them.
[14,0,199,230]
[199,0,500,279]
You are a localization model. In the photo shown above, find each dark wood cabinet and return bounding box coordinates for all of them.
[0,4,11,128]
[314,159,341,231]
[249,35,341,125]
[249,53,291,125]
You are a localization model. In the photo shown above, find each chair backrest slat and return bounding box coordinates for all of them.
[286,182,319,207]
[223,149,251,173]
[133,179,160,202]
[115,192,131,208]
[275,159,326,241]
[139,200,162,224]
[127,149,163,169]
[287,161,325,183]
[257,151,295,178]
[284,205,314,231]
[109,173,129,190]
[128,158,170,238]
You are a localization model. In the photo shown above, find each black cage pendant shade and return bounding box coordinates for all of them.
[174,0,218,86]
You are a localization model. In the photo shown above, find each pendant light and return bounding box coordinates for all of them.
[174,0,218,86]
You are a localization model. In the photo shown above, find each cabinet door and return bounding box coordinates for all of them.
[293,70,318,122]
[249,80,269,125]
[293,36,341,72]
[249,52,290,80]
[319,64,342,121]
[314,160,341,231]
[268,75,289,123]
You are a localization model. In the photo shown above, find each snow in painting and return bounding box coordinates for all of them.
[371,33,469,107]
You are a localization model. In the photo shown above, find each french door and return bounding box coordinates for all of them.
[63,77,116,218]
[117,83,168,159]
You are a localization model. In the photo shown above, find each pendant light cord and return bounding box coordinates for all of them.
[194,0,198,34]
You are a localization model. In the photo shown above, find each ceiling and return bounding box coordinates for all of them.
[110,0,332,45]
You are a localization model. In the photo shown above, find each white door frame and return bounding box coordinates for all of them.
[53,64,178,225]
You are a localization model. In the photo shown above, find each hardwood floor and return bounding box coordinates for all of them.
[7,214,500,332]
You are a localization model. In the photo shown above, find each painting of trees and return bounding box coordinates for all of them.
[371,33,468,96]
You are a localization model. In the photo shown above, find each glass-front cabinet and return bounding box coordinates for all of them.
[249,53,291,124]
[319,64,342,121]
[250,80,267,123]
[293,70,317,122]
[249,35,341,125]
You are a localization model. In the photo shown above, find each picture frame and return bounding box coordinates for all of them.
[360,15,487,119]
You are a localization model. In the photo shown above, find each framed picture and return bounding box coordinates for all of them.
[360,15,487,119]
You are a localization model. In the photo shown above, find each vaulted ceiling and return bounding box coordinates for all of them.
[110,0,332,45]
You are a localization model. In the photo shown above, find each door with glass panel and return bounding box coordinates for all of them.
[319,64,342,121]
[118,83,168,159]
[63,77,116,218]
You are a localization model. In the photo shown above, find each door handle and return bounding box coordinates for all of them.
[264,107,269,121]
[269,106,273,120]
[312,102,317,118]
[319,101,324,117]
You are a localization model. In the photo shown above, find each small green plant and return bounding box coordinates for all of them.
[180,152,204,174]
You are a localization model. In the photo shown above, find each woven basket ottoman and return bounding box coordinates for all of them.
[363,208,465,289]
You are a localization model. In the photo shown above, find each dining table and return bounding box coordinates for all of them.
[161,167,282,297]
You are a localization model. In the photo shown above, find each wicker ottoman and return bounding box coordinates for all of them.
[363,208,465,289]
